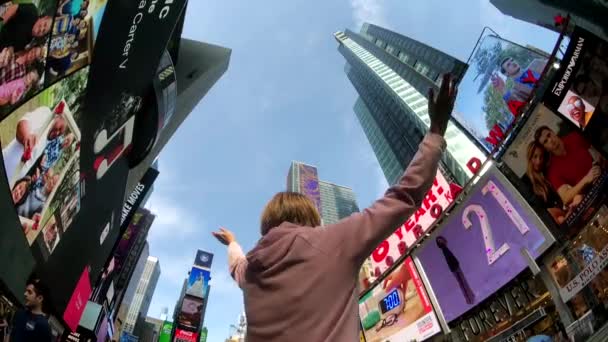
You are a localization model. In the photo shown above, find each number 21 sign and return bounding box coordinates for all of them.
[416,165,554,322]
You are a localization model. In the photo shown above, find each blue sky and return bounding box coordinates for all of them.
[143,1,559,340]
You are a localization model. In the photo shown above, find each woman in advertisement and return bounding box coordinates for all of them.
[211,74,458,342]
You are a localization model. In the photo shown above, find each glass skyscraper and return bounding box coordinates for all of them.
[335,23,485,185]
[287,161,359,225]
[124,256,161,334]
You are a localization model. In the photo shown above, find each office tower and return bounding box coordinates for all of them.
[491,0,607,41]
[124,257,161,334]
[335,24,485,185]
[287,162,360,225]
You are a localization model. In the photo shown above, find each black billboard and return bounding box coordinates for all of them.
[0,0,186,329]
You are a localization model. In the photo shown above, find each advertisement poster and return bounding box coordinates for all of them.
[185,267,210,299]
[46,0,108,85]
[415,167,553,322]
[159,321,173,342]
[174,329,197,342]
[547,206,608,303]
[0,0,58,116]
[193,250,214,270]
[178,296,203,330]
[63,267,92,332]
[543,26,608,154]
[369,170,457,275]
[298,164,322,215]
[452,34,548,152]
[359,258,441,342]
[503,104,608,230]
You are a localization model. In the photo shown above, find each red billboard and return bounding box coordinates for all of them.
[174,328,197,342]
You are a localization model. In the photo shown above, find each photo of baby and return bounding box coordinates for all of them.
[1,67,87,253]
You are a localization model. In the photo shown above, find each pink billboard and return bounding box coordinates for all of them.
[63,267,92,332]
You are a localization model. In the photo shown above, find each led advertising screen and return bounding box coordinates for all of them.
[369,170,458,276]
[0,0,187,323]
[178,296,203,330]
[415,166,554,322]
[174,329,197,342]
[452,34,548,152]
[359,257,441,342]
[185,267,210,299]
[298,164,322,215]
[159,321,173,342]
[193,250,214,270]
[503,104,608,231]
[543,26,608,155]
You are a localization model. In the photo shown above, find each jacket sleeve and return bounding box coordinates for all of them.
[315,133,445,266]
[228,241,247,289]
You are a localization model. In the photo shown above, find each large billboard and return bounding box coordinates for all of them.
[359,257,441,342]
[174,329,197,342]
[177,296,203,330]
[185,267,210,299]
[0,0,187,327]
[298,164,322,215]
[159,321,173,342]
[503,104,608,231]
[452,34,548,152]
[543,27,608,155]
[415,166,554,322]
[369,170,458,275]
[193,250,214,270]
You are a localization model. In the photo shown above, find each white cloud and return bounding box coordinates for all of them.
[350,0,387,28]
[208,270,242,297]
[145,195,200,240]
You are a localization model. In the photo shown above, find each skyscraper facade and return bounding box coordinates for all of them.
[124,257,161,334]
[335,23,485,185]
[287,162,359,225]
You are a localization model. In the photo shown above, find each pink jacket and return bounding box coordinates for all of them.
[228,133,445,341]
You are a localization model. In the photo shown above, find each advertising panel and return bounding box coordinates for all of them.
[45,0,107,85]
[543,26,608,154]
[159,321,173,342]
[359,257,441,342]
[174,329,197,342]
[547,205,608,303]
[452,35,548,152]
[503,104,608,231]
[369,170,458,275]
[415,166,554,322]
[185,267,210,299]
[178,296,203,330]
[63,267,92,332]
[0,0,185,321]
[298,164,322,215]
[193,250,214,270]
[0,0,58,116]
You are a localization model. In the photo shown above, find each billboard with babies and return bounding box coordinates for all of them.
[0,0,187,327]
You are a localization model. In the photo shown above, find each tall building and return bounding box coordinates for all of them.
[491,0,607,41]
[287,162,360,225]
[335,23,485,185]
[124,257,161,334]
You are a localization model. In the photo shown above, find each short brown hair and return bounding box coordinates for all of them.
[260,192,321,235]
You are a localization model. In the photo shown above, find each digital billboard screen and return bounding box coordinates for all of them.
[543,26,608,155]
[193,250,214,270]
[298,164,322,216]
[359,257,440,342]
[452,34,548,152]
[503,104,608,231]
[185,267,210,299]
[415,166,554,322]
[159,321,173,342]
[178,296,203,330]
[0,0,187,322]
[174,329,197,342]
[369,170,458,276]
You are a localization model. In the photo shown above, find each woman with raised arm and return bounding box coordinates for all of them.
[212,73,458,342]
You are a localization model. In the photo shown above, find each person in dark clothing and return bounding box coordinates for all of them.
[10,278,52,342]
[0,3,52,52]
[436,236,475,304]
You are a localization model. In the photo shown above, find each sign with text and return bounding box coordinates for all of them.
[543,26,608,155]
[370,170,457,275]
[415,166,554,322]
[174,328,197,342]
[359,257,440,342]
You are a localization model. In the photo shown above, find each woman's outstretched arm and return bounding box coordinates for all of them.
[212,227,247,289]
[314,73,456,266]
